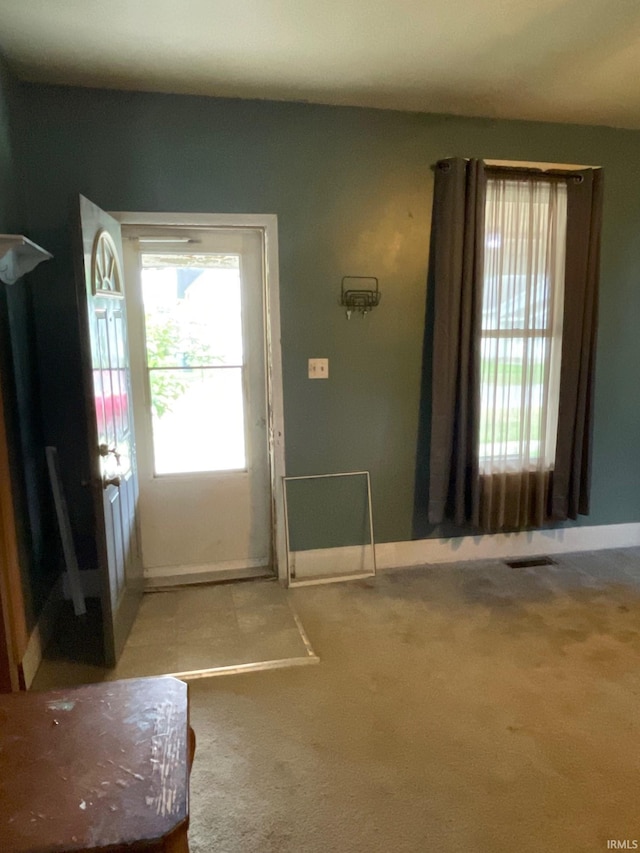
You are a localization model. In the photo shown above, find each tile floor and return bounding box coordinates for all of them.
[32,579,317,690]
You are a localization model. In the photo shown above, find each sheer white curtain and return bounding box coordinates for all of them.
[479,175,567,528]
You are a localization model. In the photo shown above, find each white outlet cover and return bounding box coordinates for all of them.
[308,358,329,379]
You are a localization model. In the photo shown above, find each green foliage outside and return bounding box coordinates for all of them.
[481,359,545,387]
[145,315,220,418]
[479,406,544,445]
[479,357,545,449]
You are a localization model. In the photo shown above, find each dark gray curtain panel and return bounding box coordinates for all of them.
[423,160,603,531]
[551,168,603,520]
[427,158,485,526]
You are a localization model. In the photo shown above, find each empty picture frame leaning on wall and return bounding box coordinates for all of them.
[283,471,376,587]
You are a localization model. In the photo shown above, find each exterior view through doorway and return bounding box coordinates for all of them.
[116,214,286,585]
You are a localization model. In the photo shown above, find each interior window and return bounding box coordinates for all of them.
[479,176,567,473]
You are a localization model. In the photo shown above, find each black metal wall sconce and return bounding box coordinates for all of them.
[340,276,381,319]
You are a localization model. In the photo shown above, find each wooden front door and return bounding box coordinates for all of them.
[75,195,142,666]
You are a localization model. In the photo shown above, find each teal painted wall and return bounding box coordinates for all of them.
[14,83,640,552]
[286,474,371,552]
[0,56,20,233]
[0,59,57,628]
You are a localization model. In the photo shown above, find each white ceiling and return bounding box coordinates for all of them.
[2,0,640,128]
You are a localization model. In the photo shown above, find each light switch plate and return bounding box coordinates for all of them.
[308,358,329,379]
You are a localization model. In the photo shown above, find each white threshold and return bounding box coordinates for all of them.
[61,560,274,598]
[143,559,273,589]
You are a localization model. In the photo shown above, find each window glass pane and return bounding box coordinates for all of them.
[479,336,549,465]
[483,179,565,332]
[93,312,109,440]
[482,274,549,331]
[479,176,566,473]
[141,256,243,368]
[149,367,246,474]
[112,311,128,437]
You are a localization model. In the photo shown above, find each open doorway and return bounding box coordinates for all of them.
[117,214,287,587]
[32,205,296,685]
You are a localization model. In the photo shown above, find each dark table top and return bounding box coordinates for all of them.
[0,676,190,853]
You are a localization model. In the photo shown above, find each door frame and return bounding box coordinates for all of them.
[0,366,27,690]
[111,212,288,582]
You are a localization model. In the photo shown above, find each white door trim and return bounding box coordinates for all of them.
[110,212,287,581]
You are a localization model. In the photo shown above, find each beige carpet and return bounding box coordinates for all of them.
[187,548,640,852]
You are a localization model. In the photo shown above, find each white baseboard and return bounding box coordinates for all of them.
[290,545,375,580]
[376,522,640,570]
[290,523,640,582]
[61,523,640,598]
[22,577,63,689]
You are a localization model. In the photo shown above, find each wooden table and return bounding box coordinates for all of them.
[0,676,194,852]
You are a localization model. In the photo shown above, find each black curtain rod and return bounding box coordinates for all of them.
[432,159,598,180]
[484,164,593,181]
